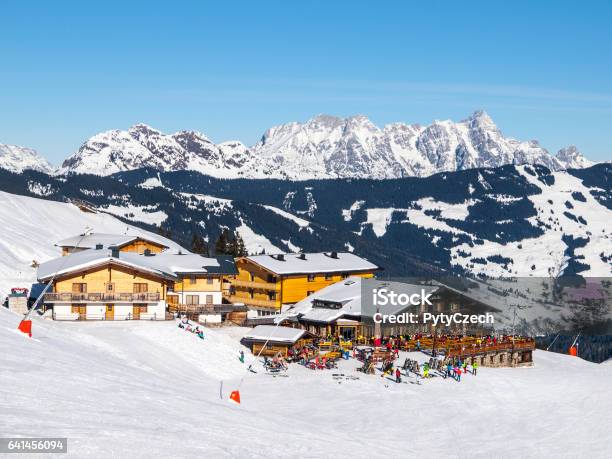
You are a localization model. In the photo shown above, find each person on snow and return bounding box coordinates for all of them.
[455,366,461,382]
[446,363,453,379]
[473,361,478,376]
[239,351,245,363]
[416,339,421,351]
[462,361,468,374]
[395,367,402,384]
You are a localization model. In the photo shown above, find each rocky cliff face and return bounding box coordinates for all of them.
[56,111,595,179]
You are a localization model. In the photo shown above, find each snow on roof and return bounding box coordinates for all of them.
[242,325,308,344]
[246,252,378,275]
[278,277,440,324]
[37,249,235,281]
[56,233,170,250]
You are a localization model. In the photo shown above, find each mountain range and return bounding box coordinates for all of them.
[1,162,610,279]
[0,111,595,179]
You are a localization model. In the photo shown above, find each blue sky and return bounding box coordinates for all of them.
[1,0,611,164]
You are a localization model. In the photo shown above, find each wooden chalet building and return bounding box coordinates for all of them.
[55,233,169,256]
[38,234,238,322]
[229,252,378,318]
[241,325,315,357]
[277,277,503,341]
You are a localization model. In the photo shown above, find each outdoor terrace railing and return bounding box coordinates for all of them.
[226,295,278,308]
[230,279,278,290]
[44,292,161,302]
[168,303,248,314]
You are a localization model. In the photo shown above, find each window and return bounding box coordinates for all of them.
[267,274,276,283]
[268,291,276,301]
[307,274,316,282]
[72,283,87,293]
[186,295,199,305]
[250,272,255,282]
[207,277,214,284]
[324,273,333,280]
[106,305,113,312]
[106,283,115,292]
[205,294,213,304]
[341,273,349,279]
[133,283,148,293]
[189,275,197,285]
[249,289,254,299]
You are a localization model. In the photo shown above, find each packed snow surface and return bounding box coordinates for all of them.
[1,308,610,458]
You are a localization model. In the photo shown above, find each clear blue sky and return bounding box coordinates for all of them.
[1,0,611,164]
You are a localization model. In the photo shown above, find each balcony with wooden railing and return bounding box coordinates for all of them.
[168,303,248,315]
[226,295,278,309]
[44,292,161,303]
[230,279,278,290]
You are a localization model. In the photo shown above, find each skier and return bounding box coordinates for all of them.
[462,361,468,374]
[239,350,245,363]
[446,362,452,379]
[473,361,478,376]
[395,367,402,384]
[416,339,421,351]
[455,366,461,382]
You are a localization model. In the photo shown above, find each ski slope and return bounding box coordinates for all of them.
[0,191,183,299]
[1,308,610,458]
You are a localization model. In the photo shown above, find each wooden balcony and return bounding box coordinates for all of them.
[226,295,278,309]
[168,303,248,314]
[44,292,161,303]
[230,279,278,290]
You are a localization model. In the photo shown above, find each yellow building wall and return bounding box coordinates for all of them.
[235,259,277,283]
[230,258,375,310]
[173,275,222,292]
[54,265,167,298]
[280,271,374,304]
[120,240,165,254]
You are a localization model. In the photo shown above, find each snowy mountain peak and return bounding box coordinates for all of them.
[56,112,595,179]
[0,144,55,174]
[556,145,594,169]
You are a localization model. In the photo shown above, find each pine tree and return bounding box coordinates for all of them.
[233,233,247,257]
[191,233,209,255]
[215,229,231,255]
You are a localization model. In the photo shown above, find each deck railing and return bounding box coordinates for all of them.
[44,292,161,302]
[230,279,278,290]
[168,303,248,314]
[226,295,278,309]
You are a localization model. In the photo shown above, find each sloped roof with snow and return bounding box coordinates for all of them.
[56,233,170,250]
[242,325,309,344]
[246,252,378,275]
[37,249,236,281]
[278,277,440,324]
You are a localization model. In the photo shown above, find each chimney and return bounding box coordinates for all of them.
[144,249,152,256]
[95,244,103,250]
[276,254,285,261]
[110,246,120,258]
[330,251,338,259]
[298,253,306,260]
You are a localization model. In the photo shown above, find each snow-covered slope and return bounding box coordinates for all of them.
[0,191,183,299]
[59,112,593,179]
[1,309,610,458]
[0,144,55,174]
